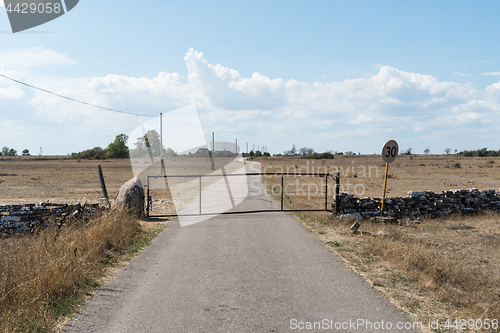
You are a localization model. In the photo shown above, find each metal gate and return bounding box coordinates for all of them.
[145,172,341,218]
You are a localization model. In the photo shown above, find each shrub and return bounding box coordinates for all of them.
[72,147,107,160]
[302,152,335,159]
[460,148,500,157]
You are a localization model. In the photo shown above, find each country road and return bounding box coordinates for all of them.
[63,161,417,333]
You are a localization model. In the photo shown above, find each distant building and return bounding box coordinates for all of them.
[195,147,209,154]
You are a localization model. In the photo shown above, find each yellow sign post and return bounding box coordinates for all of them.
[381,140,399,216]
[381,162,389,214]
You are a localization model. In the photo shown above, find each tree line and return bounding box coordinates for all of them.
[458,148,500,157]
[72,130,176,160]
[0,147,30,156]
[72,134,129,159]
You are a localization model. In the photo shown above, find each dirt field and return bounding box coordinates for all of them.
[2,154,498,205]
[260,153,500,199]
[0,156,240,216]
[0,157,134,204]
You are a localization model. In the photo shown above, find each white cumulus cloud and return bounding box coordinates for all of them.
[4,48,500,154]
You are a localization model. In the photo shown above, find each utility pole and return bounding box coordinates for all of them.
[235,139,238,155]
[212,132,215,170]
[246,143,248,154]
[160,113,163,176]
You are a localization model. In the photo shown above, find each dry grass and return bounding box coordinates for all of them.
[259,156,500,332]
[288,212,500,332]
[0,210,148,333]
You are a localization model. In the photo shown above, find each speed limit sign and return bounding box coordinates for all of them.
[381,139,398,216]
[382,140,399,163]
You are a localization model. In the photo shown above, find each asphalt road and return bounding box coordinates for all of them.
[63,162,417,333]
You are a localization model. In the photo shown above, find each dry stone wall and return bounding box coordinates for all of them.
[333,188,500,219]
[0,202,103,234]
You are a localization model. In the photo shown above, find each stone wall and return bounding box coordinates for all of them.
[0,202,103,234]
[333,188,500,219]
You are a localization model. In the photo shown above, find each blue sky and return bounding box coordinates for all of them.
[1,0,500,155]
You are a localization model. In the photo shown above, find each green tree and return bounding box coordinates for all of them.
[164,147,177,158]
[22,149,30,156]
[107,134,129,158]
[2,147,9,156]
[134,130,164,157]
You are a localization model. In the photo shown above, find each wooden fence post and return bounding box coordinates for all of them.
[97,165,108,200]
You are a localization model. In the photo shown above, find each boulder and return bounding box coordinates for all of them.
[115,178,144,217]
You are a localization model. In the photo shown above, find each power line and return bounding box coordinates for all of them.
[0,72,210,138]
[214,133,229,143]
[0,73,156,118]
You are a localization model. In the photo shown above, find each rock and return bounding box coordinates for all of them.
[115,178,145,217]
[341,212,363,220]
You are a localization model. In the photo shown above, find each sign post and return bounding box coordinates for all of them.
[381,140,398,216]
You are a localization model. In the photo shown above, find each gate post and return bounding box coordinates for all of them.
[146,176,150,218]
[324,173,328,211]
[335,172,340,214]
[281,174,284,211]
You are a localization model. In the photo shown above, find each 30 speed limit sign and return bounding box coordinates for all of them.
[382,140,399,163]
[380,139,398,216]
